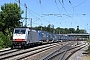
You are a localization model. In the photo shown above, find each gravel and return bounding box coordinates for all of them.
[22,42,70,60]
[68,41,89,60]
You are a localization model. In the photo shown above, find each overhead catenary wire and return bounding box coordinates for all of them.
[28,6,57,26]
[36,0,60,26]
[58,0,77,24]
[58,0,74,24]
[24,4,52,25]
[68,0,87,17]
[68,0,74,16]
[68,0,88,30]
[54,0,68,26]
[37,0,67,27]
[15,0,51,26]
[54,0,61,13]
[39,0,41,4]
[16,0,76,27]
[37,0,60,26]
[58,0,68,14]
[35,0,50,17]
[74,0,87,8]
[15,0,89,32]
[62,0,64,4]
[27,8,42,24]
[15,0,42,18]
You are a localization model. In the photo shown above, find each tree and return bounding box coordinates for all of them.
[75,26,80,33]
[79,29,86,33]
[69,28,75,33]
[33,25,87,34]
[0,32,11,49]
[55,27,60,34]
[0,3,23,35]
[64,28,69,34]
[47,24,51,32]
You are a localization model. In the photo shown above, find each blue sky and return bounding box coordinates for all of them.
[0,0,90,33]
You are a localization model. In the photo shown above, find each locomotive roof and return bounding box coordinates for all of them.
[14,28,27,29]
[14,27,52,33]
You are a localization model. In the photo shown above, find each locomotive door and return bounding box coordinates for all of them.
[30,31,32,43]
[28,31,32,43]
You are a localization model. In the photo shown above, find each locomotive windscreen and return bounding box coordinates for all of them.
[14,29,26,34]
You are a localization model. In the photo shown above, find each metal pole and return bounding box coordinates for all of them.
[18,0,20,8]
[30,18,32,31]
[17,0,22,27]
[25,4,27,27]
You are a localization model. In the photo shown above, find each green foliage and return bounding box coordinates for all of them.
[87,45,90,53]
[0,32,11,49]
[86,39,90,53]
[69,28,75,33]
[87,39,90,43]
[0,3,87,49]
[33,25,86,34]
[0,3,23,49]
[0,3,23,35]
[0,32,4,48]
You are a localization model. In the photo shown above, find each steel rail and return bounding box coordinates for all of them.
[42,41,85,60]
[42,42,73,60]
[64,45,87,60]
[0,43,60,60]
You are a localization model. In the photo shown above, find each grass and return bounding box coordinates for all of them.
[86,39,90,54]
[87,39,90,43]
[81,39,90,60]
[0,46,2,49]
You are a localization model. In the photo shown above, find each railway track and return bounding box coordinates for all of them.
[21,41,75,60]
[0,48,12,53]
[42,41,75,60]
[42,41,87,60]
[0,41,79,60]
[0,42,63,60]
[63,44,87,60]
[0,49,20,56]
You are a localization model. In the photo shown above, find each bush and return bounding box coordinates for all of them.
[0,32,4,49]
[87,45,90,53]
[0,46,2,49]
[87,39,90,43]
[0,32,11,49]
[87,39,90,54]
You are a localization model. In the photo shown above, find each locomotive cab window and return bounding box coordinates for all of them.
[14,29,26,34]
[15,30,19,34]
[21,30,26,34]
